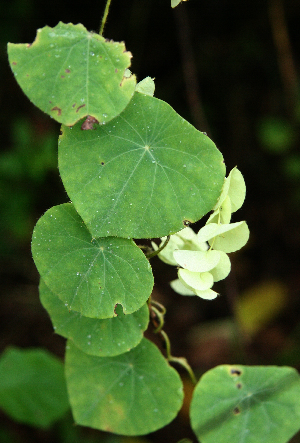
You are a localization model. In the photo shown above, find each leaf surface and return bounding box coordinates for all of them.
[31,203,154,318]
[39,279,149,357]
[190,364,300,443]
[0,347,69,428]
[58,93,225,239]
[65,338,183,435]
[8,22,136,125]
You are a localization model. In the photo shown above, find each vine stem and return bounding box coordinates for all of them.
[146,235,170,259]
[160,330,197,385]
[100,0,112,36]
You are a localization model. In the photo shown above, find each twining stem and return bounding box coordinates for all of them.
[160,330,197,385]
[146,235,171,259]
[99,0,112,36]
[148,299,166,332]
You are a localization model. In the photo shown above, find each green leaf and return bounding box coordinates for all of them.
[190,364,300,443]
[135,77,155,96]
[173,249,220,272]
[178,269,214,291]
[58,93,225,239]
[39,279,149,357]
[65,338,183,436]
[0,347,69,428]
[226,168,246,212]
[31,203,154,318]
[171,0,185,7]
[209,251,231,282]
[170,278,195,295]
[8,22,136,126]
[197,222,249,253]
[207,195,232,224]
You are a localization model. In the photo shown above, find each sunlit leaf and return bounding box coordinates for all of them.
[171,0,188,7]
[170,278,195,295]
[194,288,219,300]
[178,269,214,291]
[8,22,136,126]
[209,250,231,282]
[0,347,69,428]
[39,279,149,356]
[197,221,249,253]
[58,93,225,239]
[190,364,300,443]
[31,203,154,318]
[136,77,155,96]
[227,167,246,212]
[174,249,220,272]
[207,195,232,224]
[65,338,183,435]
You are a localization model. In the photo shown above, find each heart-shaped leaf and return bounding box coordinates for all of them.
[58,93,225,239]
[65,338,183,435]
[39,279,149,357]
[8,22,136,126]
[31,203,154,318]
[190,364,300,443]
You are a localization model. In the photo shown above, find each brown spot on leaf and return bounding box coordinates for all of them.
[76,104,86,113]
[233,407,240,415]
[72,103,76,108]
[61,75,65,78]
[12,62,17,65]
[101,161,105,165]
[81,115,99,130]
[51,106,61,116]
[115,68,118,73]
[183,220,191,227]
[26,43,31,48]
[65,69,71,73]
[230,368,242,376]
[236,383,242,389]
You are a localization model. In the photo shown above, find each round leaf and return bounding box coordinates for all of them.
[170,278,195,296]
[39,279,149,357]
[65,338,183,436]
[135,77,155,96]
[227,167,246,212]
[58,93,225,239]
[31,203,154,318]
[178,269,214,290]
[209,221,250,253]
[190,364,300,443]
[209,251,231,282]
[0,347,69,429]
[174,249,220,272]
[194,288,219,300]
[8,22,136,126]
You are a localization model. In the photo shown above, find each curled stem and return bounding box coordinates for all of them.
[146,235,170,259]
[100,0,112,36]
[160,330,197,385]
[148,299,166,332]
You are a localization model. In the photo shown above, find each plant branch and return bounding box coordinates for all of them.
[100,0,112,36]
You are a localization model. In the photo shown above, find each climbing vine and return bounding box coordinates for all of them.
[5,1,300,442]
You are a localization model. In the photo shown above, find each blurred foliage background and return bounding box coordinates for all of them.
[1,0,300,441]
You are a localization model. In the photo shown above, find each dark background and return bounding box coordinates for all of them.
[1,0,300,442]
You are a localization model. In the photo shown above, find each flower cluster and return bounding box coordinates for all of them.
[152,167,249,300]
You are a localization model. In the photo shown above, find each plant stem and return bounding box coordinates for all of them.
[146,235,170,259]
[100,0,112,36]
[149,299,166,332]
[160,330,197,384]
